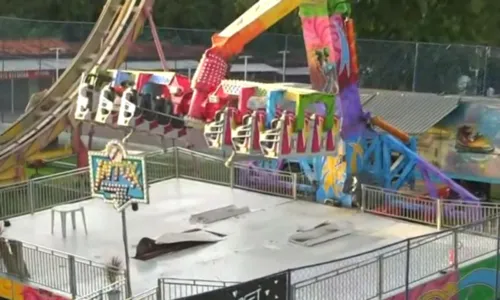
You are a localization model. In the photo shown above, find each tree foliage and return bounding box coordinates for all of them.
[1,0,499,45]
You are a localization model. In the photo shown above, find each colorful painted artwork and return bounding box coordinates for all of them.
[316,138,363,206]
[458,255,499,299]
[386,272,458,300]
[89,140,149,211]
[300,13,346,92]
[385,254,500,299]
[318,143,349,204]
[418,101,500,183]
[0,277,69,300]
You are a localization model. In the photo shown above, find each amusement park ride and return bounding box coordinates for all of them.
[0,0,480,206]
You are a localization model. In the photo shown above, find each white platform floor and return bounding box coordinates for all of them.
[5,179,441,296]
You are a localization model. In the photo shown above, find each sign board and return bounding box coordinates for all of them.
[89,140,149,211]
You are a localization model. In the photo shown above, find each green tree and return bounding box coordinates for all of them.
[1,0,500,46]
[353,0,500,45]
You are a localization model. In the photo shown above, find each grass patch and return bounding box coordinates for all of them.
[55,155,78,165]
[25,155,78,179]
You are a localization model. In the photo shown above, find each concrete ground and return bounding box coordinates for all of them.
[4,179,442,298]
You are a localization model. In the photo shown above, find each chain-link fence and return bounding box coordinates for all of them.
[1,17,499,114]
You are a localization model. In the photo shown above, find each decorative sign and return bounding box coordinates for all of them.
[89,140,149,211]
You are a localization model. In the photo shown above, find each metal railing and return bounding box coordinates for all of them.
[291,217,498,299]
[144,148,177,183]
[158,278,236,300]
[3,146,500,300]
[0,146,298,299]
[147,216,498,300]
[360,184,500,230]
[289,230,454,299]
[0,238,125,298]
[128,287,159,300]
[0,168,91,220]
[175,148,298,199]
[77,279,128,300]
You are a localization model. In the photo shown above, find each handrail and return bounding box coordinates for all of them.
[291,230,454,287]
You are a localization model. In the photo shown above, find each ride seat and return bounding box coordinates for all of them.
[140,93,155,121]
[155,97,172,125]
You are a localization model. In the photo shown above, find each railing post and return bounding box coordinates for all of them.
[436,198,442,230]
[452,229,459,269]
[286,270,294,300]
[292,173,297,200]
[174,147,179,178]
[12,240,28,281]
[360,184,366,212]
[156,278,162,300]
[28,180,34,214]
[404,239,410,299]
[229,165,234,188]
[495,215,500,299]
[411,42,420,91]
[68,255,78,298]
[483,46,491,95]
[377,255,384,299]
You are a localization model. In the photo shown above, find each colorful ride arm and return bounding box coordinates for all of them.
[289,90,335,131]
[186,0,303,122]
[264,88,335,132]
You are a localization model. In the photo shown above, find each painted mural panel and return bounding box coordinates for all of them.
[418,101,500,183]
[0,277,69,300]
[458,255,499,299]
[385,255,500,299]
[385,271,458,300]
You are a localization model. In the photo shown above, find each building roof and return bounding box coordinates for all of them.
[0,59,276,72]
[0,38,205,59]
[361,89,460,134]
[360,91,377,105]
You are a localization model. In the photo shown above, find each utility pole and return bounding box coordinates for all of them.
[238,55,253,80]
[278,50,290,82]
[49,47,65,81]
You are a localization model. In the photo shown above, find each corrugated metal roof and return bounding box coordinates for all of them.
[361,90,460,134]
[360,91,377,105]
